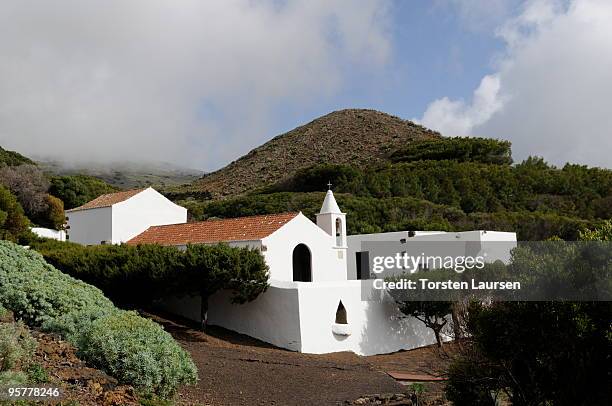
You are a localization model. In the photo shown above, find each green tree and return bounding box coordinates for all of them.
[0,185,29,241]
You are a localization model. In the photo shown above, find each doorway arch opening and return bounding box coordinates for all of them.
[292,243,312,282]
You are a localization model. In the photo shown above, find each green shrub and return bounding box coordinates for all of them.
[390,137,513,165]
[0,321,36,372]
[0,241,114,326]
[26,363,48,383]
[78,311,198,398]
[0,241,197,397]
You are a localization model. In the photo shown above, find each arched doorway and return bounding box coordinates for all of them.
[292,243,312,282]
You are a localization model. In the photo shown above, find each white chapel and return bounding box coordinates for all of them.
[61,187,516,355]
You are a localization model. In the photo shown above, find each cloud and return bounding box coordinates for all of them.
[0,0,391,169]
[419,0,612,168]
[419,74,503,136]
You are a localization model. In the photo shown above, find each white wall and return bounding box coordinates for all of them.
[347,231,445,279]
[66,206,112,245]
[197,280,441,356]
[347,230,517,279]
[31,227,66,241]
[111,188,187,243]
[207,281,303,351]
[262,213,347,282]
[296,281,440,355]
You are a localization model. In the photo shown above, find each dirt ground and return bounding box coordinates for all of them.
[149,313,453,406]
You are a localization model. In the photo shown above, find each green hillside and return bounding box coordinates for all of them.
[174,132,611,241]
[0,146,35,166]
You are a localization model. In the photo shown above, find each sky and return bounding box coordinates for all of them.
[0,0,610,171]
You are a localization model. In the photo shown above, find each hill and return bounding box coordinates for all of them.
[190,109,440,198]
[0,145,35,166]
[40,161,202,189]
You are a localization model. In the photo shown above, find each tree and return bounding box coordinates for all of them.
[0,164,49,220]
[0,185,29,241]
[31,240,270,331]
[397,300,452,348]
[445,222,612,405]
[39,195,65,230]
[49,175,117,210]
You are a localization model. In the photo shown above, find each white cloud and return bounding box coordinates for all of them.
[419,74,503,136]
[420,0,612,168]
[0,0,391,169]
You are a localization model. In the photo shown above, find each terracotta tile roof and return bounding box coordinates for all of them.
[66,188,147,212]
[127,212,300,246]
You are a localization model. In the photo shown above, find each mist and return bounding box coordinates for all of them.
[0,0,392,171]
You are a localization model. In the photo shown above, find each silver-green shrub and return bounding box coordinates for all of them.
[0,321,36,385]
[0,241,197,397]
[78,311,198,398]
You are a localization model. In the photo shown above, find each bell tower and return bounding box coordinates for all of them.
[316,185,347,248]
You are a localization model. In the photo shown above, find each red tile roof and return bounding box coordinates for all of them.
[127,212,300,246]
[66,188,147,212]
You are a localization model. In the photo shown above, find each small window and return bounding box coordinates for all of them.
[335,301,347,324]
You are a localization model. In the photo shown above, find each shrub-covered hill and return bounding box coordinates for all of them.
[0,241,197,398]
[175,137,611,241]
[188,109,440,198]
[0,145,35,166]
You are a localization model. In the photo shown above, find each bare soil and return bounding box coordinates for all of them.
[149,313,452,406]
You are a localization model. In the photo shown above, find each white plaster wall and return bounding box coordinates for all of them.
[66,207,112,245]
[111,188,187,243]
[347,231,446,279]
[296,281,440,355]
[207,280,302,351]
[347,230,517,278]
[262,213,346,282]
[31,227,66,241]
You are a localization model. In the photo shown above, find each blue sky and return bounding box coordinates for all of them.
[269,1,509,135]
[1,0,610,170]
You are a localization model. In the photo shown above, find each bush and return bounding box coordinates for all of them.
[78,311,198,398]
[0,321,36,372]
[0,241,197,397]
[390,137,513,165]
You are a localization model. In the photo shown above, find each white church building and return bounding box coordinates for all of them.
[64,187,516,356]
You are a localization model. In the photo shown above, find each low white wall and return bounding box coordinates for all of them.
[296,280,440,356]
[31,227,66,241]
[192,279,443,356]
[161,281,303,352]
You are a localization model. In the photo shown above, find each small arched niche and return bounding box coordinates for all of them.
[335,218,343,246]
[335,301,347,324]
[332,300,351,337]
